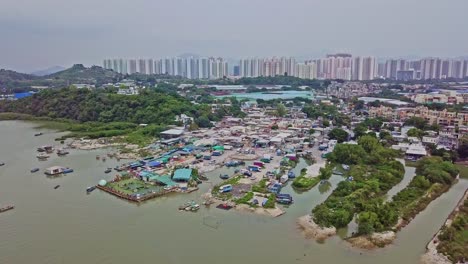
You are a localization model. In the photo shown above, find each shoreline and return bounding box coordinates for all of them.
[297,214,336,241]
[420,188,468,264]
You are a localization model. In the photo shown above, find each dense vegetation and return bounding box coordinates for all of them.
[0,64,122,91]
[312,136,404,229]
[0,86,222,145]
[356,156,459,236]
[436,198,468,263]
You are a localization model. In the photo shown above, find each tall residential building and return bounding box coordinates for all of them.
[138,59,146,74]
[118,59,127,74]
[147,59,154,74]
[129,59,137,74]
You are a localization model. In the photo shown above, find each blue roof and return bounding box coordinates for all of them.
[172,168,192,181]
[15,92,34,99]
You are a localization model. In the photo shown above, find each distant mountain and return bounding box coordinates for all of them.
[0,64,123,90]
[30,66,66,76]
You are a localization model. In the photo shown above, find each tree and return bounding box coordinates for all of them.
[276,103,287,117]
[358,135,381,153]
[379,130,392,141]
[329,144,367,165]
[404,117,427,130]
[458,135,468,159]
[407,128,425,139]
[354,123,367,139]
[195,115,212,128]
[328,128,349,143]
[322,119,330,127]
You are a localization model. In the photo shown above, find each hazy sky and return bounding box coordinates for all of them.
[1,0,468,72]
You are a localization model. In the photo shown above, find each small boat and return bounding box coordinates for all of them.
[102,157,106,162]
[96,155,100,160]
[62,168,73,174]
[57,149,69,156]
[287,170,296,178]
[220,174,229,180]
[0,205,14,213]
[36,153,50,159]
[280,174,289,183]
[37,147,45,152]
[0,162,5,166]
[104,168,112,174]
[54,185,60,189]
[86,186,96,193]
[34,132,43,136]
[30,168,40,173]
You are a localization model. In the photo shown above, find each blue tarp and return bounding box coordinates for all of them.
[148,160,161,167]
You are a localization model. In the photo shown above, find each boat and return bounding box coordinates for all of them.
[0,162,5,166]
[219,174,229,180]
[287,170,296,178]
[54,185,60,189]
[0,205,14,213]
[86,186,96,193]
[57,149,69,156]
[62,168,73,174]
[104,168,112,174]
[36,153,50,159]
[34,132,43,136]
[280,174,289,183]
[37,147,45,152]
[96,155,100,160]
[102,157,106,162]
[30,168,40,173]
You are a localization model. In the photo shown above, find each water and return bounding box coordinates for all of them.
[0,121,467,264]
[217,90,313,100]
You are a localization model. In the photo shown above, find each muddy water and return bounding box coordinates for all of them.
[0,121,466,264]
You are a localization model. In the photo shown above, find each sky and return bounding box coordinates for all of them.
[1,0,468,72]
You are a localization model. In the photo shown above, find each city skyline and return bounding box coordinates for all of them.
[102,54,468,81]
[1,0,468,72]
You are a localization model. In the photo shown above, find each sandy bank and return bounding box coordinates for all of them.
[346,231,396,249]
[236,204,285,217]
[297,215,336,241]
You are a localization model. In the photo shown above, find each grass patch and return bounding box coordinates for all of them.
[263,194,276,208]
[252,179,268,193]
[235,192,254,205]
[107,178,163,196]
[292,176,320,190]
[455,164,468,179]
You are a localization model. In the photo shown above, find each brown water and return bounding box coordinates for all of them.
[0,121,467,264]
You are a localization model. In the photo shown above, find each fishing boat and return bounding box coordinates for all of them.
[30,168,39,173]
[36,153,50,160]
[34,132,43,136]
[219,174,229,180]
[57,149,69,156]
[54,185,60,189]
[104,168,112,174]
[86,186,96,193]
[0,205,14,213]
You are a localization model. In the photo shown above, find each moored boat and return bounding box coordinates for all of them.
[57,149,69,156]
[86,186,96,193]
[0,205,14,213]
[287,170,296,178]
[54,185,60,189]
[37,153,50,159]
[219,174,229,180]
[30,168,39,173]
[0,162,5,166]
[34,132,43,136]
[104,168,112,174]
[62,168,73,174]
